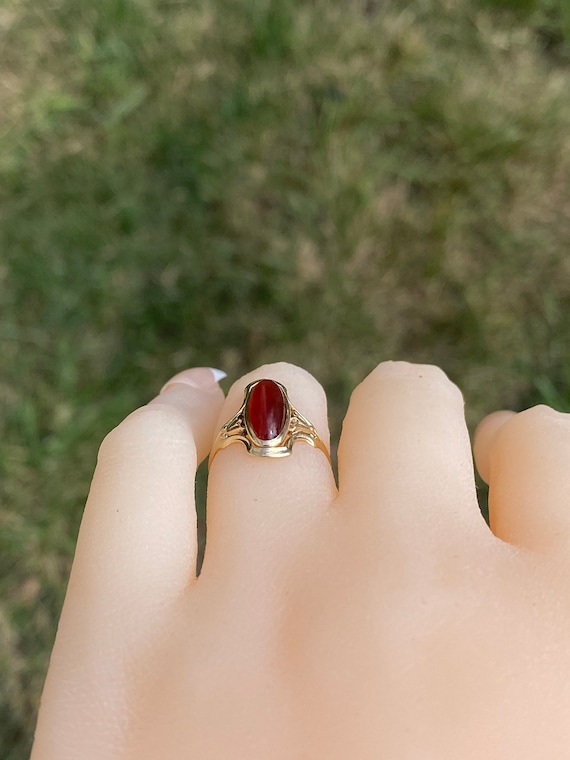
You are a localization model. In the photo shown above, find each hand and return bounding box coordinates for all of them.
[32,362,570,759]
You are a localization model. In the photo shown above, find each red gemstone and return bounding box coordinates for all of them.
[246,380,287,441]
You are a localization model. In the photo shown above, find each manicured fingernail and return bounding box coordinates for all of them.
[209,368,227,382]
[160,367,227,394]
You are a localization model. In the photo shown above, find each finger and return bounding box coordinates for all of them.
[31,367,225,760]
[473,410,516,484]
[337,361,487,550]
[202,362,337,583]
[485,405,570,552]
[78,366,224,599]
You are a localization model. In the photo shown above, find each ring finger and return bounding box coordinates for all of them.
[202,362,337,584]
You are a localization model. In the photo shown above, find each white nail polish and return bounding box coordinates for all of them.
[209,368,227,382]
[159,367,227,394]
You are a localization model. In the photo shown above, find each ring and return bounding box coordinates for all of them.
[208,379,330,467]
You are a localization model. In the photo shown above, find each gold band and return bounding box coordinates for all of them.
[209,379,330,468]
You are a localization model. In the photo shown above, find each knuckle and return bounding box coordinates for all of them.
[98,403,194,464]
[514,404,562,431]
[355,361,462,404]
[494,404,566,450]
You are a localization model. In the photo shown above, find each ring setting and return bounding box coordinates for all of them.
[209,379,330,466]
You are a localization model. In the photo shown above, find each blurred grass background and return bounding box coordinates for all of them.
[2,0,570,755]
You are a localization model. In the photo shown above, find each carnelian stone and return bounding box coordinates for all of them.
[247,379,287,441]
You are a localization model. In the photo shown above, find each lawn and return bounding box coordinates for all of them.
[2,0,570,756]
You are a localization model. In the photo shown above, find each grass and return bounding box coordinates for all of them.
[2,0,570,755]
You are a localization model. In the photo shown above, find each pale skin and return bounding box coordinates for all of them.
[31,361,570,759]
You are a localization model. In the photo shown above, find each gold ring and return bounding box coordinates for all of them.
[209,379,330,467]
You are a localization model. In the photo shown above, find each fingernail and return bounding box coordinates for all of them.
[209,368,227,382]
[160,367,227,394]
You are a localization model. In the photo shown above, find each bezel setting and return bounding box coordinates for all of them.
[209,378,330,466]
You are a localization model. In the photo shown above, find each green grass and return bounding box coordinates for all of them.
[3,0,570,755]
